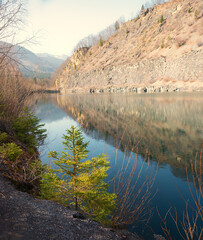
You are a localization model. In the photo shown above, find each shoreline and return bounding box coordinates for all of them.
[58,85,203,95]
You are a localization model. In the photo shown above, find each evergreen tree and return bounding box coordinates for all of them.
[12,108,47,152]
[115,21,120,31]
[99,36,103,47]
[42,126,116,223]
[141,4,145,13]
[49,126,90,210]
[40,169,68,203]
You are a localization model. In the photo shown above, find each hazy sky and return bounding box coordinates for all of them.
[21,0,148,56]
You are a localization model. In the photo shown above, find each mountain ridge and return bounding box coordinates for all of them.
[17,46,67,79]
[0,41,67,79]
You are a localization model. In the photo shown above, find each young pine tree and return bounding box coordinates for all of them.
[42,126,116,224]
[115,21,120,31]
[99,36,103,47]
[12,108,47,153]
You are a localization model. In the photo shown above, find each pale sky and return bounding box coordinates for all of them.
[20,0,149,56]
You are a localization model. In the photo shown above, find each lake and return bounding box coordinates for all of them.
[32,92,203,239]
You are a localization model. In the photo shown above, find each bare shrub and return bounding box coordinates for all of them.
[73,16,125,53]
[0,149,46,194]
[158,146,203,240]
[0,1,47,196]
[0,64,31,120]
[0,0,33,122]
[0,130,46,194]
[111,143,156,228]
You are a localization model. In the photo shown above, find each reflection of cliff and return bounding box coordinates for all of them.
[56,93,203,168]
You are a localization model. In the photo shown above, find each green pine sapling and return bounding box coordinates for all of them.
[41,126,116,224]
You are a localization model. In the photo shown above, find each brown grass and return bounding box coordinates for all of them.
[0,147,44,194]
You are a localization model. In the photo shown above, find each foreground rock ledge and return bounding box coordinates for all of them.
[0,175,138,240]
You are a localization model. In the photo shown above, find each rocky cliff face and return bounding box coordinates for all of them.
[56,0,203,93]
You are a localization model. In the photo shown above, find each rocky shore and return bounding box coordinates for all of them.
[0,174,138,240]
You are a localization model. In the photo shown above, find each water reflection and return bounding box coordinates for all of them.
[54,93,203,175]
[32,92,203,239]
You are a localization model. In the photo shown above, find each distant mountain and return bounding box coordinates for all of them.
[0,41,67,79]
[37,53,68,61]
[17,47,68,79]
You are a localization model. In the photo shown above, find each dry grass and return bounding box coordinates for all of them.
[0,147,44,194]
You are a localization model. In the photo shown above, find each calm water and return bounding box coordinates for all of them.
[33,93,203,239]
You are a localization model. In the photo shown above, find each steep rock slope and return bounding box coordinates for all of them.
[56,0,203,93]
